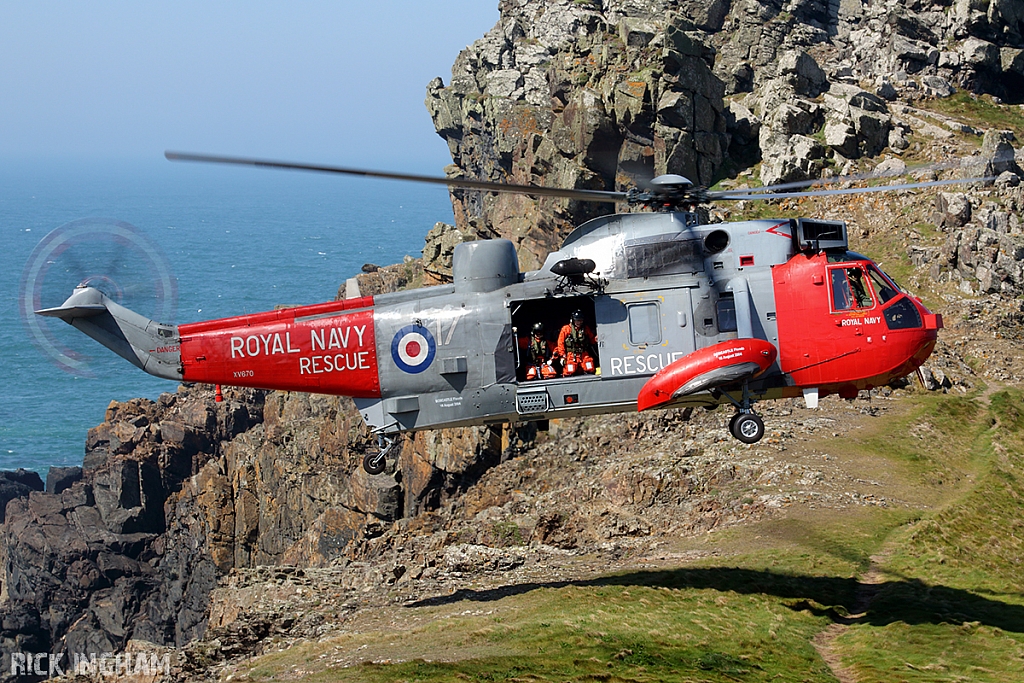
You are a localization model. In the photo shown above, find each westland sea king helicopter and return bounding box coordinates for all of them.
[37,151,991,473]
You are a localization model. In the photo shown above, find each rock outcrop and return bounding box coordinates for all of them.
[426,1,731,269]
[427,1,1024,227]
[0,390,264,666]
[710,0,1024,185]
[926,183,1024,294]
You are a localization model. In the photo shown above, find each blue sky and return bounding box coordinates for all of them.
[0,2,498,171]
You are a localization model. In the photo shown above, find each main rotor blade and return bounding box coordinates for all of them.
[707,152,1014,199]
[165,151,627,204]
[713,175,996,201]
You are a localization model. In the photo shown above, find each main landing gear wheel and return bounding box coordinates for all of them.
[730,412,765,444]
[363,433,400,475]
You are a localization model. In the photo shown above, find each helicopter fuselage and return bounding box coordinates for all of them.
[174,210,937,432]
[42,210,940,443]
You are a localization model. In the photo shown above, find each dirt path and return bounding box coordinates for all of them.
[811,553,889,683]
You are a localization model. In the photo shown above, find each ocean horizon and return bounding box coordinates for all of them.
[0,156,454,475]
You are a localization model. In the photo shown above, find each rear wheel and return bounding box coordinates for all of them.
[730,413,764,444]
[363,451,387,475]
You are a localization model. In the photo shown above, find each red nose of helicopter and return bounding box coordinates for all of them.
[772,251,943,400]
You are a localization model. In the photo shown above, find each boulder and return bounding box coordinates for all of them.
[889,124,910,152]
[46,466,83,495]
[981,130,1021,176]
[422,222,468,284]
[825,117,859,158]
[961,37,1000,70]
[778,50,827,97]
[0,471,43,524]
[996,170,1022,187]
[2,469,44,491]
[921,75,955,98]
[873,158,908,178]
[759,133,826,186]
[486,69,524,99]
[936,192,972,228]
[849,105,891,158]
[725,100,760,148]
[1002,48,1024,76]
[892,35,937,71]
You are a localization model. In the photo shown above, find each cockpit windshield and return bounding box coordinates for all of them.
[866,266,899,304]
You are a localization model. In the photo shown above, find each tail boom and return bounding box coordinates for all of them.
[36,286,182,380]
[37,287,383,399]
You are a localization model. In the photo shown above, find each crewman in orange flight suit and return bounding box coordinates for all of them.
[523,322,559,380]
[555,309,598,376]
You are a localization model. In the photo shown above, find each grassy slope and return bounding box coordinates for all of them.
[833,389,1024,682]
[230,388,1024,682]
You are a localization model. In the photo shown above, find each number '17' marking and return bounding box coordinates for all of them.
[433,310,465,346]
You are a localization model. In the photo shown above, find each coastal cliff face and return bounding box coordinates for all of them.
[0,379,503,668]
[426,0,732,269]
[427,0,1024,265]
[3,0,1024,676]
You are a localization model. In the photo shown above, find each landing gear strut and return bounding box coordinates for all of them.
[721,382,766,444]
[363,433,400,475]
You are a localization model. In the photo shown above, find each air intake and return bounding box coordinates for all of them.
[792,219,848,252]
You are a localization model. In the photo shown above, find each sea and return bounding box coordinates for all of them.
[0,157,454,476]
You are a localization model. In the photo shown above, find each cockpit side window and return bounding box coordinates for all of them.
[867,266,899,304]
[830,267,874,311]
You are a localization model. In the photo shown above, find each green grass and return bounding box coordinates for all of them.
[232,390,1024,682]
[254,583,838,682]
[833,388,1024,682]
[918,92,1024,141]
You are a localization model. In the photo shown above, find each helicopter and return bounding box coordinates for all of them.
[36,151,988,474]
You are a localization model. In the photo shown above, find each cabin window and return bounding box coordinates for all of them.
[628,302,661,345]
[716,294,737,333]
[830,267,873,311]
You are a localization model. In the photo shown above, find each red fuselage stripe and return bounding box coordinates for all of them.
[178,296,381,398]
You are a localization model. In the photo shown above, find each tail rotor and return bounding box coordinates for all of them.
[19,218,177,377]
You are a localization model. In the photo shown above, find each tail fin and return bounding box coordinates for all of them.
[36,286,183,381]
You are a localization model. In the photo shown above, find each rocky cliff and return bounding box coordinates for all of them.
[427,0,1024,266]
[3,0,1024,678]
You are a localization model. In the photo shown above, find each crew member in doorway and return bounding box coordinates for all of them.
[524,322,558,380]
[556,310,598,376]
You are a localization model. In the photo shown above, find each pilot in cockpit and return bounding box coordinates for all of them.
[848,268,872,308]
[833,267,873,310]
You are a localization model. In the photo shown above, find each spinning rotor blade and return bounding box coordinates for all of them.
[713,175,996,201]
[708,152,1013,198]
[165,151,628,204]
[20,218,177,377]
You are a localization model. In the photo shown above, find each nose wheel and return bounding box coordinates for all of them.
[729,412,765,444]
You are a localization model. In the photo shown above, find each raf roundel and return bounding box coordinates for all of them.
[391,324,436,374]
